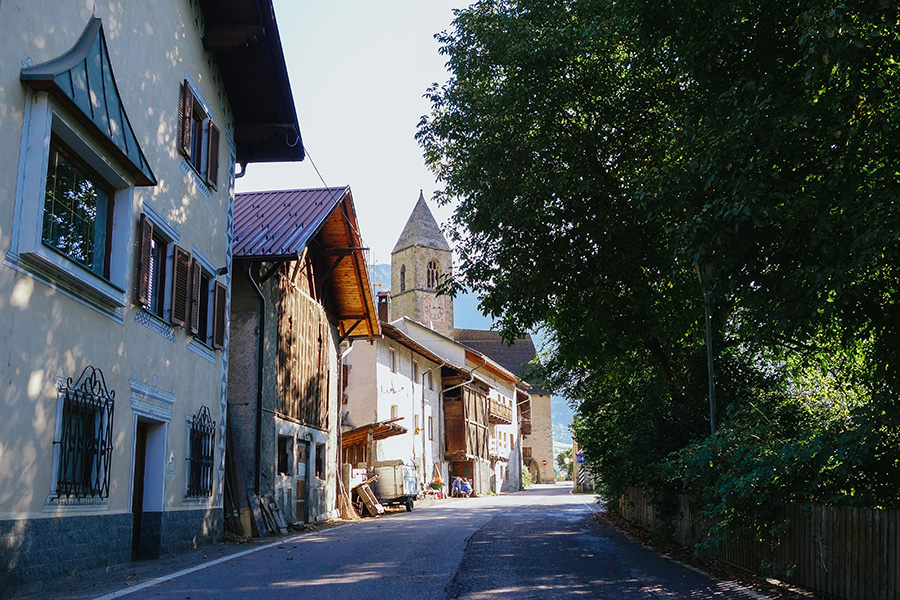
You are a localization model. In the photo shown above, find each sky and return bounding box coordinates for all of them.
[236,1,576,443]
[235,0,465,267]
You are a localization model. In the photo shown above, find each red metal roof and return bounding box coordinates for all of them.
[233,186,380,339]
[234,187,348,258]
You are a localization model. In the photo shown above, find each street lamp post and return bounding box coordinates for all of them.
[694,262,717,435]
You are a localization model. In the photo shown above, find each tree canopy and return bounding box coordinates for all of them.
[418,0,900,518]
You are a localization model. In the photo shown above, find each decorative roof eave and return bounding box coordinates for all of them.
[20,18,157,186]
[197,0,304,165]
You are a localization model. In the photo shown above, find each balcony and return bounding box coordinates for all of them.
[488,398,513,424]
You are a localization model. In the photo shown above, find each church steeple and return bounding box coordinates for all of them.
[393,190,451,254]
[390,191,454,335]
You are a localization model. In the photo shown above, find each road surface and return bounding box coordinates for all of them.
[29,483,771,600]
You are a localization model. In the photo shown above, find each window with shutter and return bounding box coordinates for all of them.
[189,259,202,335]
[135,214,153,306]
[178,79,220,189]
[179,81,194,158]
[171,245,191,327]
[212,280,227,350]
[206,122,219,189]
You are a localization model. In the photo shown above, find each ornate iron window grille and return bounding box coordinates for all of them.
[186,405,215,497]
[54,366,115,499]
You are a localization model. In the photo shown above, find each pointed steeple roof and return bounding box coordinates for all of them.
[392,190,451,253]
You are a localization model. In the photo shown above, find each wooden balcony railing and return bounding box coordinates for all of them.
[488,398,513,424]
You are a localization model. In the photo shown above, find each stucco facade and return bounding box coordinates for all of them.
[523,393,555,484]
[343,330,447,488]
[0,1,301,595]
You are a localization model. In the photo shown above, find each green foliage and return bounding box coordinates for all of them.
[521,466,533,489]
[418,0,900,524]
[556,447,574,480]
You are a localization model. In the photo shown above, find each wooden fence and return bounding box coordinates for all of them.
[619,487,899,600]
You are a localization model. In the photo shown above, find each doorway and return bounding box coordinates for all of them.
[131,422,147,558]
[295,440,309,523]
[131,419,166,559]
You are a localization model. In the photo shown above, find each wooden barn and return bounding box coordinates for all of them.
[227,186,378,529]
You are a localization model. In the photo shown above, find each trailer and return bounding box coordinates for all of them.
[370,460,418,511]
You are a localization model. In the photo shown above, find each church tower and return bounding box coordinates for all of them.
[391,191,454,336]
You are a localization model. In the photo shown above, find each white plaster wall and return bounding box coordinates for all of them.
[343,340,379,430]
[0,0,233,519]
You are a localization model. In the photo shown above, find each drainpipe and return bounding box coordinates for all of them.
[247,263,265,496]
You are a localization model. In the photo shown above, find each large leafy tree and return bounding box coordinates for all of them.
[418,0,899,510]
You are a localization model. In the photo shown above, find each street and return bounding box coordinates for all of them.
[33,484,770,600]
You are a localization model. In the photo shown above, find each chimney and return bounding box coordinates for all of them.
[377,291,391,322]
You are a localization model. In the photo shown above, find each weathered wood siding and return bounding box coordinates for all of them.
[276,273,330,430]
[619,487,900,600]
[444,386,490,459]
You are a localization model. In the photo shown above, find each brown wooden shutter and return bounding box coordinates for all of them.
[171,245,191,327]
[135,214,153,306]
[206,121,220,189]
[189,259,202,335]
[179,80,194,158]
[212,280,227,350]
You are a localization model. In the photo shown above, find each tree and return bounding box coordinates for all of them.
[418,0,900,512]
[556,447,574,481]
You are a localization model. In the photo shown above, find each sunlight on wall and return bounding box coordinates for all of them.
[11,277,34,309]
[26,370,44,400]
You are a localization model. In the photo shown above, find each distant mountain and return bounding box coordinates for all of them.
[369,262,575,451]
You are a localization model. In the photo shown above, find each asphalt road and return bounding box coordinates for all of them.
[29,483,772,600]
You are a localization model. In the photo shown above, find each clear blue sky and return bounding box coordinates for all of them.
[235,0,464,266]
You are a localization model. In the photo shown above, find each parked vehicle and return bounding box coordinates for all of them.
[370,460,418,511]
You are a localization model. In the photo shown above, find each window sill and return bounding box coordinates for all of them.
[136,308,177,342]
[180,159,210,202]
[5,247,126,321]
[43,494,109,513]
[182,495,214,506]
[188,337,217,363]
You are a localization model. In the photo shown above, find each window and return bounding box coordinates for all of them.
[53,366,115,500]
[43,137,114,277]
[428,416,433,441]
[427,370,434,391]
[390,348,397,373]
[391,404,399,420]
[146,232,168,318]
[277,435,294,476]
[315,443,326,479]
[14,19,155,317]
[179,80,220,189]
[136,225,226,348]
[399,265,406,292]
[186,406,215,498]
[413,361,419,384]
[427,259,439,289]
[415,414,419,434]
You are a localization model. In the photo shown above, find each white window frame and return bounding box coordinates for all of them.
[6,92,135,320]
